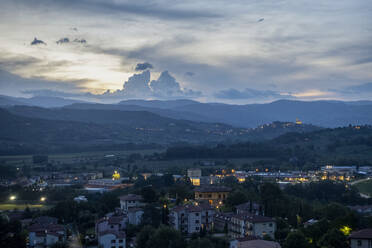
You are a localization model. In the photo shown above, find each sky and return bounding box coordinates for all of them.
[0,0,371,103]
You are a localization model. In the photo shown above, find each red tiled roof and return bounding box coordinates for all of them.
[99,230,126,239]
[232,214,274,223]
[119,194,143,201]
[194,186,232,193]
[350,229,372,239]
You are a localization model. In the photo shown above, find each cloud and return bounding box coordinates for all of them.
[10,0,221,21]
[56,37,70,44]
[215,88,292,100]
[135,62,153,71]
[30,37,46,46]
[121,70,152,97]
[341,83,372,94]
[150,71,201,98]
[22,89,83,98]
[185,72,195,77]
[73,38,87,44]
[257,18,264,22]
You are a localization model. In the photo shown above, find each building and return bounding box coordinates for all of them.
[119,194,144,211]
[214,212,234,232]
[229,214,276,239]
[29,223,65,248]
[194,186,232,206]
[127,208,144,225]
[85,179,130,193]
[349,229,372,248]
[230,237,281,248]
[235,201,262,216]
[96,215,127,234]
[98,230,126,248]
[188,168,202,186]
[170,203,215,234]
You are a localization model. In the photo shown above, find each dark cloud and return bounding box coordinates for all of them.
[185,72,195,76]
[135,62,153,71]
[14,0,221,21]
[215,88,292,100]
[346,83,372,93]
[30,37,46,46]
[73,38,87,44]
[56,37,70,44]
[257,18,264,22]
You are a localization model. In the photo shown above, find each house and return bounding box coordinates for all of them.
[230,237,281,248]
[214,212,234,233]
[194,186,232,206]
[349,229,372,248]
[98,230,126,248]
[236,201,262,216]
[229,214,276,239]
[188,168,202,186]
[29,223,65,248]
[96,214,127,234]
[127,208,144,225]
[119,194,144,211]
[170,203,215,234]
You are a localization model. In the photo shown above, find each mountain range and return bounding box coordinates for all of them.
[1,95,372,128]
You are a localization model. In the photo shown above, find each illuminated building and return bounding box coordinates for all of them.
[194,186,231,206]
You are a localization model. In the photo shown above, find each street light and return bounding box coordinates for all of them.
[40,197,46,202]
[9,195,16,201]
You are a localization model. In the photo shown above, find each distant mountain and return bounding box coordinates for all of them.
[0,95,85,108]
[119,99,198,109]
[1,106,321,154]
[3,94,372,128]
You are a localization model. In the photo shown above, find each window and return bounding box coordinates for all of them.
[357,240,362,246]
[119,246,124,248]
[195,220,199,224]
[269,223,273,227]
[199,194,202,198]
[195,213,199,216]
[111,225,114,229]
[196,227,199,230]
[111,246,115,248]
[119,239,123,243]
[111,239,116,243]
[218,194,221,199]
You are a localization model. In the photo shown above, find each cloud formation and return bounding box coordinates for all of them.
[135,62,153,71]
[56,38,70,44]
[215,88,292,100]
[30,37,46,46]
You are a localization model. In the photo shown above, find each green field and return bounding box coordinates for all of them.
[0,204,52,211]
[355,179,372,197]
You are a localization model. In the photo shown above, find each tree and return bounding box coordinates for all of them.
[318,228,348,248]
[141,186,157,203]
[136,225,155,248]
[225,191,248,207]
[149,225,186,248]
[141,205,161,227]
[283,231,309,248]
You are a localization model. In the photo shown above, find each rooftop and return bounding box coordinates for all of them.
[119,194,143,201]
[350,229,372,239]
[194,186,232,193]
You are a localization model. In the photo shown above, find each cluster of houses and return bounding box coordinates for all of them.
[18,183,372,248]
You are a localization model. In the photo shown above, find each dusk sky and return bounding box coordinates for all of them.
[0,0,371,103]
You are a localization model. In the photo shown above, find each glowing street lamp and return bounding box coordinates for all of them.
[9,195,16,201]
[40,197,46,202]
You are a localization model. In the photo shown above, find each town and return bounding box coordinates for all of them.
[1,152,372,248]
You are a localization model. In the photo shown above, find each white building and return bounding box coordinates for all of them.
[170,203,214,234]
[229,214,276,239]
[98,230,126,248]
[29,223,65,248]
[119,194,144,211]
[127,208,144,226]
[349,229,372,248]
[96,215,127,234]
